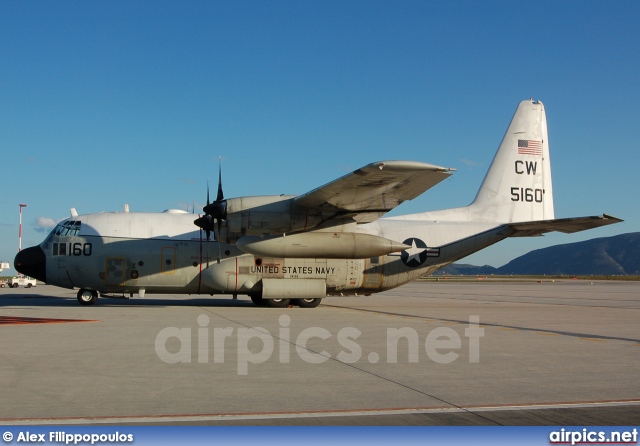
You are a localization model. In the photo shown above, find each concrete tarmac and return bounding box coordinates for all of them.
[1,280,638,425]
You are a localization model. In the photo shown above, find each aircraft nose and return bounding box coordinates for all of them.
[14,246,47,283]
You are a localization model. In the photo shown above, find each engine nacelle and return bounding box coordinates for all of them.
[221,195,324,242]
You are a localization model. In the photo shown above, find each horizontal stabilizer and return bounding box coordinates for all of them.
[507,214,623,237]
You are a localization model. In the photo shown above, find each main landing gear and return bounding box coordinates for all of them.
[249,295,322,308]
[292,298,322,308]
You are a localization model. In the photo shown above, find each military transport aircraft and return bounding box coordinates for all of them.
[15,99,621,307]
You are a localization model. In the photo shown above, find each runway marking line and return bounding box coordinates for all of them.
[0,316,99,325]
[3,399,640,425]
[327,305,640,344]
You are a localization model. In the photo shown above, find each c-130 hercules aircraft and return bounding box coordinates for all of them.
[15,99,621,307]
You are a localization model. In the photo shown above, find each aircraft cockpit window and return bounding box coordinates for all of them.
[52,221,82,237]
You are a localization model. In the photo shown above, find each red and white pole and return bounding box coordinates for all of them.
[19,203,27,252]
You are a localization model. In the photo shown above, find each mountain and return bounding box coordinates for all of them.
[436,233,640,276]
[495,232,640,275]
[438,264,497,276]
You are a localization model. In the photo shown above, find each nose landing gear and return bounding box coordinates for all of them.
[77,289,98,305]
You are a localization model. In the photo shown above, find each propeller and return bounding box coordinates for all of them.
[204,164,227,223]
[194,162,228,263]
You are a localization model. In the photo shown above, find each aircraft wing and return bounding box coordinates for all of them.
[507,214,623,237]
[294,161,454,223]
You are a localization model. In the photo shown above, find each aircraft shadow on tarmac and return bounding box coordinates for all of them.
[0,292,255,308]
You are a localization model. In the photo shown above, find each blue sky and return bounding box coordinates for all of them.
[1,1,638,273]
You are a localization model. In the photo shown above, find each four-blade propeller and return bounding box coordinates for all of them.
[194,164,228,262]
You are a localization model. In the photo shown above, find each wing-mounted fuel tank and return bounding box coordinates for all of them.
[236,232,409,259]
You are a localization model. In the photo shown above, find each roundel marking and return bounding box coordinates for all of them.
[401,238,428,268]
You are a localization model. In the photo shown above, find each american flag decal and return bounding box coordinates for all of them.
[518,139,543,156]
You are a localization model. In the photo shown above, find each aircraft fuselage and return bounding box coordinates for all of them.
[30,210,509,299]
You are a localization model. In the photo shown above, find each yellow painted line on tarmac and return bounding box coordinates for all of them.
[581,337,606,343]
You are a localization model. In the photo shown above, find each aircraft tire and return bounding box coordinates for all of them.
[264,298,290,308]
[77,289,98,305]
[249,294,266,306]
[293,298,322,308]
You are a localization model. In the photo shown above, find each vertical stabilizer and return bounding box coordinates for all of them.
[469,99,554,222]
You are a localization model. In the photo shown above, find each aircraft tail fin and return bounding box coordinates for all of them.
[469,99,554,223]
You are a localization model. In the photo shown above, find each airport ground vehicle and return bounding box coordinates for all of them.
[7,275,37,288]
